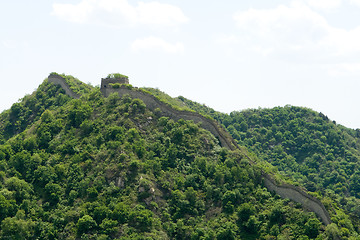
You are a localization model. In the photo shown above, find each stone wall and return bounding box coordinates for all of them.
[103,86,238,150]
[48,74,80,99]
[101,77,129,94]
[104,86,333,225]
[263,173,332,225]
[50,79,333,226]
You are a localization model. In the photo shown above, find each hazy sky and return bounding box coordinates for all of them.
[1,0,360,128]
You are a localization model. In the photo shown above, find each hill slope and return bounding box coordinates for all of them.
[177,97,360,236]
[0,74,356,239]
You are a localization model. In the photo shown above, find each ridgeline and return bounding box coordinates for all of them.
[0,73,356,239]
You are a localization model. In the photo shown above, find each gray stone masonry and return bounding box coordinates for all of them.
[101,76,129,96]
[263,173,332,225]
[48,74,80,99]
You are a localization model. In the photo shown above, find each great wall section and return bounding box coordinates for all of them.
[48,74,81,99]
[48,74,333,227]
[101,86,238,151]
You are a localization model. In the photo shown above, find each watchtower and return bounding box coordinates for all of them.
[101,73,129,89]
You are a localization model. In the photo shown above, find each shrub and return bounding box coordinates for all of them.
[107,73,129,79]
[109,83,121,89]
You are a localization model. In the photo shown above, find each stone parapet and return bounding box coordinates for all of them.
[48,74,80,99]
[263,173,332,225]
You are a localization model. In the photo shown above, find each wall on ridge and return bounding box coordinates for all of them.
[48,74,80,99]
[102,86,238,150]
[263,174,332,225]
[103,86,333,226]
[51,80,333,226]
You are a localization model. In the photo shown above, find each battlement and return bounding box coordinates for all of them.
[101,74,129,88]
[101,73,129,96]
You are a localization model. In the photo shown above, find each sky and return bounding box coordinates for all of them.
[1,0,360,129]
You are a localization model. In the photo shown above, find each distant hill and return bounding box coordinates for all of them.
[0,74,356,239]
[179,97,360,237]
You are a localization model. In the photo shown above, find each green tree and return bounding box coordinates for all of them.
[304,217,321,238]
[68,100,93,127]
[0,216,35,239]
[129,205,153,232]
[0,194,16,221]
[99,218,118,235]
[77,215,97,235]
[237,202,255,223]
[5,177,33,203]
[44,182,63,204]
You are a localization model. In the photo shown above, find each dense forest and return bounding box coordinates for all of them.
[0,75,358,239]
[178,95,360,237]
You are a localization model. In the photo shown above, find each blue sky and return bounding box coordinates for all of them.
[1,0,360,128]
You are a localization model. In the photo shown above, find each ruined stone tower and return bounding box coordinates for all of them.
[101,74,129,88]
[100,74,129,96]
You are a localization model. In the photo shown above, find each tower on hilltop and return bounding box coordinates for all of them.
[101,73,129,89]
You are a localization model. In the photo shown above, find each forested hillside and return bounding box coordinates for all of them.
[0,76,357,239]
[177,96,360,237]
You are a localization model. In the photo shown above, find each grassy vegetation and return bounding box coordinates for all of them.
[106,73,129,80]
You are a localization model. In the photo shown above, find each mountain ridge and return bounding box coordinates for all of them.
[48,73,333,226]
[0,73,355,239]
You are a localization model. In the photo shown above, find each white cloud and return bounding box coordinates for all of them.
[136,2,188,26]
[231,2,360,73]
[1,40,29,50]
[305,0,342,9]
[320,62,360,78]
[215,35,240,45]
[349,0,360,6]
[52,0,188,27]
[2,40,17,49]
[322,27,360,55]
[233,3,329,46]
[131,37,184,54]
[52,1,94,24]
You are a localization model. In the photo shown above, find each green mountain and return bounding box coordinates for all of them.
[177,96,360,237]
[0,73,357,239]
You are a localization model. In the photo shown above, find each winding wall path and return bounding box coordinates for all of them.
[48,74,80,99]
[102,86,238,151]
[50,78,333,226]
[103,86,333,225]
[263,173,332,225]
